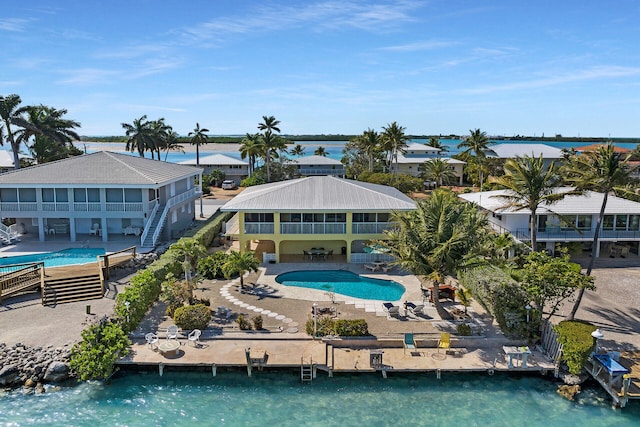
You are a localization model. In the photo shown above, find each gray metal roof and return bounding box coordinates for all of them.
[485,143,564,159]
[286,155,343,166]
[0,151,203,187]
[180,154,248,166]
[459,188,640,215]
[222,176,416,212]
[404,143,441,153]
[395,154,465,165]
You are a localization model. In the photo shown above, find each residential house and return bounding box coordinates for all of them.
[393,143,465,185]
[180,154,249,185]
[285,155,345,177]
[221,176,416,263]
[483,143,565,168]
[459,188,640,257]
[0,151,203,248]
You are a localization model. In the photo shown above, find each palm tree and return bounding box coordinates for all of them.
[458,129,491,188]
[419,158,457,187]
[122,115,154,157]
[380,189,488,319]
[240,133,262,176]
[188,123,209,167]
[290,144,305,157]
[488,155,565,252]
[563,144,632,320]
[222,250,260,289]
[163,130,184,161]
[0,94,31,169]
[257,115,284,182]
[355,129,382,172]
[428,136,448,154]
[314,146,328,156]
[149,118,171,160]
[16,105,81,163]
[381,122,408,174]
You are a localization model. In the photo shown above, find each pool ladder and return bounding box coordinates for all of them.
[301,357,315,383]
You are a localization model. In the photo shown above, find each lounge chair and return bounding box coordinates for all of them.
[145,332,158,350]
[381,264,394,273]
[437,332,451,353]
[403,332,417,354]
[383,302,401,319]
[406,302,425,317]
[188,329,201,347]
[364,264,380,272]
[166,325,179,341]
[89,223,100,236]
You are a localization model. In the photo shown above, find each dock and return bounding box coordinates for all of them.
[117,335,557,380]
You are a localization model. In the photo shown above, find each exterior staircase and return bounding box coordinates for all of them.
[141,203,166,248]
[0,223,20,245]
[42,273,104,306]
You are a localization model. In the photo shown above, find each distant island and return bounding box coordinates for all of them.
[79,134,640,144]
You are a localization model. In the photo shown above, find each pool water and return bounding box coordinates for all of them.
[275,270,405,301]
[0,248,106,268]
[1,371,639,426]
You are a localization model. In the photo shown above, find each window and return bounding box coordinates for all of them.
[537,215,548,232]
[630,215,640,231]
[172,211,177,223]
[603,215,614,230]
[245,213,274,222]
[616,215,628,230]
[577,215,592,230]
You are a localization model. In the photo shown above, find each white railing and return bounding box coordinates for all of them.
[350,253,395,264]
[105,202,144,212]
[147,187,201,247]
[298,168,344,175]
[0,202,38,212]
[280,223,346,234]
[151,206,169,247]
[42,202,70,212]
[0,222,19,243]
[73,202,102,212]
[139,201,159,245]
[351,222,389,234]
[244,223,275,234]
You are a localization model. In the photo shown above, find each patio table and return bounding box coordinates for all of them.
[503,346,531,368]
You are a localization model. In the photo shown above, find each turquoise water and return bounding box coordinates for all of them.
[0,248,106,268]
[1,371,639,426]
[276,270,405,301]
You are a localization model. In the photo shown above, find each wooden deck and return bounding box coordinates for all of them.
[621,351,640,399]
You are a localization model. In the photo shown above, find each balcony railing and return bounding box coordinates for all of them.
[281,223,346,234]
[297,168,344,175]
[244,223,275,234]
[106,202,144,212]
[0,202,37,212]
[514,228,640,241]
[73,202,102,212]
[351,222,389,234]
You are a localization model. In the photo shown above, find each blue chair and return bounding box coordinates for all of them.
[404,332,416,354]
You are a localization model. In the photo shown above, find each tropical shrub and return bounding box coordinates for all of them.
[241,175,264,187]
[335,319,369,336]
[236,314,251,330]
[554,320,596,375]
[457,323,472,336]
[161,276,197,317]
[173,304,211,330]
[252,315,263,330]
[114,268,161,333]
[305,315,336,337]
[197,251,229,279]
[70,319,130,381]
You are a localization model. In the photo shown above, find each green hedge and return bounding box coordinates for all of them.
[304,317,369,337]
[554,320,597,375]
[174,304,212,330]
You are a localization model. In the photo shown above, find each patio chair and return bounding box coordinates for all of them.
[437,332,451,353]
[406,302,425,317]
[187,329,201,347]
[403,332,417,354]
[145,332,159,350]
[383,302,401,319]
[381,264,394,273]
[364,264,380,272]
[166,325,179,341]
[89,223,100,236]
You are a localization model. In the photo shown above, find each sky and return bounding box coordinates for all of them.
[1,0,640,138]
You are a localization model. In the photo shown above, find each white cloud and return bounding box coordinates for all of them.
[380,40,458,52]
[0,18,31,32]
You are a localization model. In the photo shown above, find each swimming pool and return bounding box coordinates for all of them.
[275,270,405,301]
[0,248,106,268]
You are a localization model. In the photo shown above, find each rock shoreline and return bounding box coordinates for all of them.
[0,342,73,392]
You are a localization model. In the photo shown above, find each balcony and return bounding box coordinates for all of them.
[352,222,389,234]
[280,223,346,234]
[244,223,275,234]
[514,228,640,241]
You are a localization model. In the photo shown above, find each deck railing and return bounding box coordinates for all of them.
[0,262,44,303]
[98,246,137,280]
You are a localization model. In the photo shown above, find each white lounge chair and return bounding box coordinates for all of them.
[89,223,100,236]
[145,332,158,350]
[381,264,394,273]
[166,325,179,341]
[188,329,201,347]
[364,264,380,272]
[383,302,401,319]
[406,302,425,316]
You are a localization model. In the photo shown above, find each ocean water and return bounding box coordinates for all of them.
[1,371,639,426]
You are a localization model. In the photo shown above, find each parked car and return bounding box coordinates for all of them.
[221,180,237,190]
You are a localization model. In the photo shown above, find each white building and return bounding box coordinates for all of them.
[393,143,465,185]
[180,154,249,185]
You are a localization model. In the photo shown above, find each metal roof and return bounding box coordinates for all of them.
[0,151,202,187]
[459,188,640,215]
[404,143,441,153]
[395,154,465,165]
[221,176,416,212]
[485,143,564,159]
[180,154,248,166]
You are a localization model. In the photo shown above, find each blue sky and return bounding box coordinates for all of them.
[1,0,639,137]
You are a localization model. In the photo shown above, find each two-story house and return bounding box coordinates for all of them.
[0,151,203,248]
[221,176,416,263]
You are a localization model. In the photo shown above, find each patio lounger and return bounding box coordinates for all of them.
[403,332,417,354]
[383,302,401,319]
[364,264,380,272]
